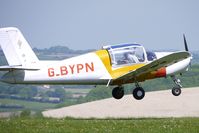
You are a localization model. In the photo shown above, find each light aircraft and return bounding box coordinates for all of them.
[0,27,192,100]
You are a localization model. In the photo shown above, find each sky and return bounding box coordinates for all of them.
[0,0,199,51]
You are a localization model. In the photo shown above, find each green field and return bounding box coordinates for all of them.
[65,88,91,93]
[0,117,199,133]
[0,98,58,112]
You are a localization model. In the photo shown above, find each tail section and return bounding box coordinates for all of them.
[0,27,39,68]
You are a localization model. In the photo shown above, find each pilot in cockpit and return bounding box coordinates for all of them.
[124,51,139,63]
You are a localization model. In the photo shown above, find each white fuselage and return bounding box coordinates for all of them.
[1,52,111,85]
[1,51,191,85]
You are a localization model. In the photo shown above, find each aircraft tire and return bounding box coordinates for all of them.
[172,87,181,96]
[132,87,145,100]
[112,87,124,99]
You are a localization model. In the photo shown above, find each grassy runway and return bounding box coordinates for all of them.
[0,117,199,133]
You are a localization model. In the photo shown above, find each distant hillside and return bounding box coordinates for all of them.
[0,45,198,62]
[33,46,95,60]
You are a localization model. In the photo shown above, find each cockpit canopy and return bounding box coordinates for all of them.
[103,44,147,67]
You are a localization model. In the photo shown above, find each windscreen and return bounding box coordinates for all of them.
[108,46,146,67]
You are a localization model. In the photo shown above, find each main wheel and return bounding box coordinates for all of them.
[132,87,145,100]
[112,87,124,99]
[172,87,181,96]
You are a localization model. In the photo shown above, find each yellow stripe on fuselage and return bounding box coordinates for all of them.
[95,50,146,79]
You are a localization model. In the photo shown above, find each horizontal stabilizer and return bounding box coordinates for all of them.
[0,65,40,71]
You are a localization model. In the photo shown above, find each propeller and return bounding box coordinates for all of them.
[183,34,192,69]
[183,34,189,51]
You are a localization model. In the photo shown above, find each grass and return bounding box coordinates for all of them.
[0,98,58,112]
[0,117,199,133]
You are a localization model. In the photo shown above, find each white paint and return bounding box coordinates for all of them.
[166,57,191,75]
[0,27,39,67]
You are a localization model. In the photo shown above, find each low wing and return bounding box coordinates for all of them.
[0,65,40,71]
[114,51,191,82]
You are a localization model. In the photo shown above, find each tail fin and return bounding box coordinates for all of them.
[0,27,39,68]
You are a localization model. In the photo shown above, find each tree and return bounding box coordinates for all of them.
[54,88,66,101]
[84,86,112,102]
[18,87,38,99]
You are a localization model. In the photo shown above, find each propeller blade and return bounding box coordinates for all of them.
[183,34,192,68]
[183,34,189,51]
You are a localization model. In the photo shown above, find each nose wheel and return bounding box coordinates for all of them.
[112,86,124,99]
[172,86,181,96]
[171,76,182,96]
